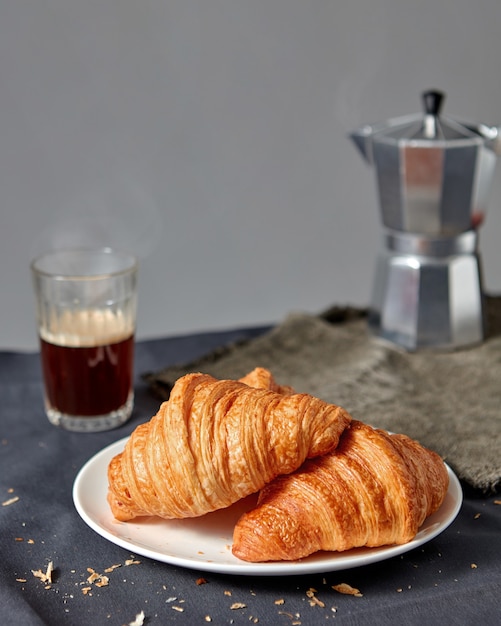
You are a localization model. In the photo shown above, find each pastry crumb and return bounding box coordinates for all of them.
[2,496,19,506]
[278,612,301,625]
[32,561,54,586]
[85,567,110,588]
[128,611,145,626]
[306,588,325,607]
[332,583,363,597]
[104,564,122,573]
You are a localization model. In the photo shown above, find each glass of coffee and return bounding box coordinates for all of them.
[31,248,138,432]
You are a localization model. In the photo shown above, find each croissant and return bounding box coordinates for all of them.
[107,369,352,521]
[238,366,295,395]
[232,420,449,562]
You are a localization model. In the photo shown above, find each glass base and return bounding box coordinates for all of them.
[45,392,134,432]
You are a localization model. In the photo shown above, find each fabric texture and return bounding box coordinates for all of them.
[144,298,501,494]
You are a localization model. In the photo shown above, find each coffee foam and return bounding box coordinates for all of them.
[39,308,134,347]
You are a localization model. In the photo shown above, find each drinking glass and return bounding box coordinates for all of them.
[31,248,138,432]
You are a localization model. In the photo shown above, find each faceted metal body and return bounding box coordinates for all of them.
[372,137,496,236]
[351,93,500,350]
[351,113,499,237]
[369,232,483,350]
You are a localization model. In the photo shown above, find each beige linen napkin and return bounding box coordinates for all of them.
[144,298,501,494]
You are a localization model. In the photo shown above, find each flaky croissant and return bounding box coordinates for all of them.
[107,369,352,521]
[232,420,449,562]
[238,366,295,395]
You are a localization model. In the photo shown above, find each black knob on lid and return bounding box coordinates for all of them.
[422,90,445,116]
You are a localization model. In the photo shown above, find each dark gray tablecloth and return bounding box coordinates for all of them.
[1,327,500,626]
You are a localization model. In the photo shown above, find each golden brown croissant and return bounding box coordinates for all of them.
[107,369,352,521]
[232,420,449,562]
[238,366,295,395]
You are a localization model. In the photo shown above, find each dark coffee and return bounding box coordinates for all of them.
[40,334,134,416]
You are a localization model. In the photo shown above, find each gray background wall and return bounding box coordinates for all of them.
[2,0,501,350]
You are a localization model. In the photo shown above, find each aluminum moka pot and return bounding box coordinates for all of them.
[350,90,501,350]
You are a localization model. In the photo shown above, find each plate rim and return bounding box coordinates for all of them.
[72,436,463,576]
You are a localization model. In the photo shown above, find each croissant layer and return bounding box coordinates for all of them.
[107,370,352,521]
[232,420,449,562]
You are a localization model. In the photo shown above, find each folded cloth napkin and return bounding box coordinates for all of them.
[144,298,501,494]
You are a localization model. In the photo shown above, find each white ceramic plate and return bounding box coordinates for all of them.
[73,436,463,576]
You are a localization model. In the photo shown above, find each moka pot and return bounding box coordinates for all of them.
[350,90,501,350]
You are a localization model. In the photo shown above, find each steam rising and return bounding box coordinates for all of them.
[32,177,163,260]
